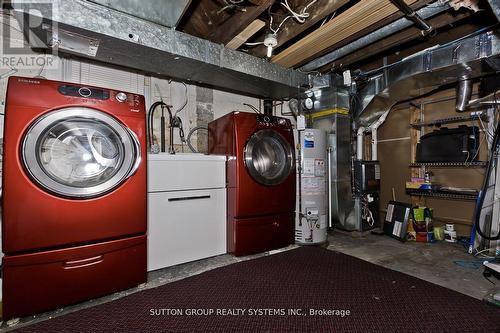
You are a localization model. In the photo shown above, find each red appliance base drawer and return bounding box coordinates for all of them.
[2,235,147,319]
[229,212,294,256]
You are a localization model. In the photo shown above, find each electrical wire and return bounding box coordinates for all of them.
[479,114,494,140]
[465,120,483,166]
[474,248,499,258]
[269,0,318,35]
[361,197,375,226]
[174,81,188,117]
[243,103,261,114]
[319,11,336,27]
[244,41,264,46]
[280,0,317,24]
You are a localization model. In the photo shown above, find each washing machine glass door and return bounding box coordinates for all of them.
[244,129,293,186]
[22,107,141,198]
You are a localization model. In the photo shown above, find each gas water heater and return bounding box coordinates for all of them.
[295,128,328,245]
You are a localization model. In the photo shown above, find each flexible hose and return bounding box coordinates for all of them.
[474,121,500,240]
[186,126,208,153]
[147,101,165,148]
[147,102,172,151]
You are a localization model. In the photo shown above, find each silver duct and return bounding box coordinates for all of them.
[488,0,500,22]
[10,0,307,99]
[88,0,191,28]
[306,87,357,231]
[456,79,473,112]
[355,28,500,127]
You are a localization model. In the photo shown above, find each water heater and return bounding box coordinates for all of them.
[295,128,328,245]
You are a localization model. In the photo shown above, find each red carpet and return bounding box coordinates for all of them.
[14,246,500,332]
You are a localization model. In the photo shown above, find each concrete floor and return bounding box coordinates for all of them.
[2,232,498,331]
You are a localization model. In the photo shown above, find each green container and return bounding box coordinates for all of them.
[434,226,445,241]
[413,207,433,222]
[413,207,425,222]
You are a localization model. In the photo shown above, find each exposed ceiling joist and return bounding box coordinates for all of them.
[209,0,273,44]
[271,0,417,68]
[182,0,274,45]
[302,0,432,66]
[326,10,472,71]
[226,19,266,49]
[249,0,350,58]
[180,0,268,44]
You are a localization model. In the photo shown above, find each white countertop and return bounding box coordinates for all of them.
[147,153,226,162]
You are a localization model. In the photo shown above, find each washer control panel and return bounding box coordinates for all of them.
[58,84,110,100]
[115,92,128,102]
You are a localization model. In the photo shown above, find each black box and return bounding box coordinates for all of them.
[416,126,479,163]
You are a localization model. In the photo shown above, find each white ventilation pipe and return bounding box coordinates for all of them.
[356,127,366,160]
[369,111,389,161]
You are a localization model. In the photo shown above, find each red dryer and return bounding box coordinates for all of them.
[208,111,295,256]
[1,77,147,319]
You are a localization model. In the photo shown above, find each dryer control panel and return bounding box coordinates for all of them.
[256,114,291,128]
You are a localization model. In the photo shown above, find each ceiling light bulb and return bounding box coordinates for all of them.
[263,33,278,59]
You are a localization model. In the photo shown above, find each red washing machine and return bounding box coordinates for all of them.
[1,77,147,319]
[208,111,295,256]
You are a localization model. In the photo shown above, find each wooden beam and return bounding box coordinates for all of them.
[208,0,274,44]
[249,0,350,58]
[271,0,417,68]
[226,19,266,49]
[326,11,471,71]
[309,0,432,62]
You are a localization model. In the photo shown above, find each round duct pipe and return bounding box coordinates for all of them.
[263,99,273,116]
[456,79,473,112]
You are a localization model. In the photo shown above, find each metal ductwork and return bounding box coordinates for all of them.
[300,3,451,72]
[456,79,473,112]
[355,28,500,127]
[10,0,307,99]
[488,0,500,22]
[88,0,191,28]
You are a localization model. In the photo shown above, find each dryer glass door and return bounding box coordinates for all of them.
[244,129,293,186]
[22,107,141,198]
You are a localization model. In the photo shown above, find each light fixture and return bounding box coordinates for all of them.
[263,33,278,58]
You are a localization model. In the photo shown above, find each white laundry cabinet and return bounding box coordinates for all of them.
[147,153,226,271]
